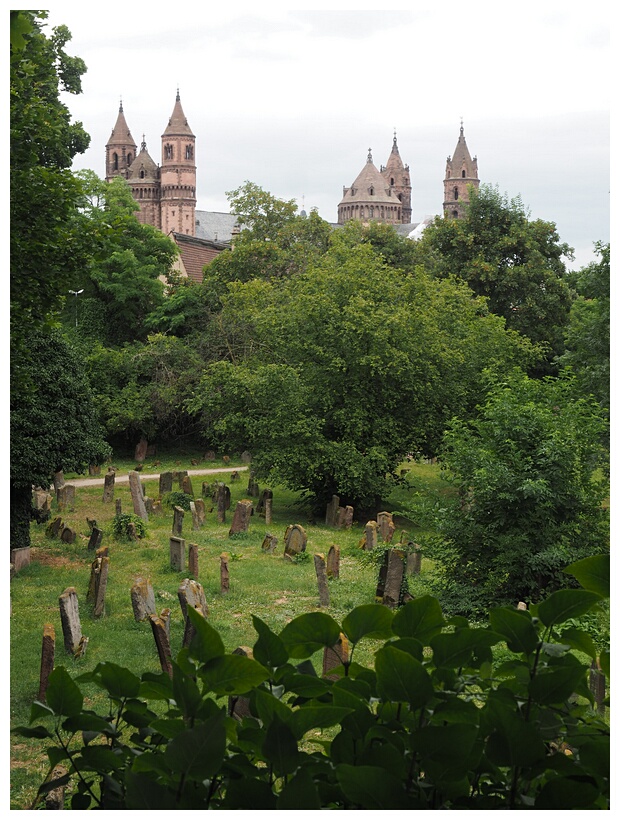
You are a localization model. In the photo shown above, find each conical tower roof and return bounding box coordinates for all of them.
[127,137,159,182]
[447,123,478,177]
[339,149,394,206]
[162,90,194,138]
[383,133,406,175]
[107,101,136,147]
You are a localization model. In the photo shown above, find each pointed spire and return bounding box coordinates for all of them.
[141,134,146,152]
[367,148,373,164]
[108,100,136,145]
[163,90,194,137]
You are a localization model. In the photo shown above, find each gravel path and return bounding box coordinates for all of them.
[68,466,249,487]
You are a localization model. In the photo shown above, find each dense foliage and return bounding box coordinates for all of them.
[15,555,609,810]
[428,370,609,616]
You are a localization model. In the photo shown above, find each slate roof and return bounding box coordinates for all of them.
[171,232,230,283]
[194,210,241,243]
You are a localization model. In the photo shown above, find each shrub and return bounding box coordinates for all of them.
[111,513,147,540]
[14,555,609,810]
[161,491,193,511]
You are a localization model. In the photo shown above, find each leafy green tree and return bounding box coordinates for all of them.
[226,180,298,241]
[429,370,609,616]
[416,185,574,374]
[10,330,111,549]
[189,242,534,512]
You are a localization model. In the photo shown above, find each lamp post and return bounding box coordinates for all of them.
[68,289,84,328]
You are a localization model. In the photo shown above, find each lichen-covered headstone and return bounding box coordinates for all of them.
[170,536,186,571]
[188,543,199,577]
[314,553,330,607]
[57,484,76,510]
[149,614,172,676]
[220,553,230,594]
[229,500,253,535]
[181,475,194,497]
[261,533,278,553]
[38,624,55,702]
[59,587,84,655]
[377,511,395,543]
[131,578,157,622]
[159,472,173,496]
[327,545,340,579]
[382,549,406,609]
[172,505,184,536]
[325,495,340,527]
[284,524,307,558]
[129,470,148,521]
[103,470,116,503]
[60,526,76,544]
[322,633,349,681]
[194,498,205,526]
[178,578,208,621]
[87,527,103,552]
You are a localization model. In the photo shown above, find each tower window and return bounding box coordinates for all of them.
[454,187,459,200]
[370,206,374,217]
[369,186,374,195]
[462,169,466,178]
[164,144,173,159]
[140,170,145,179]
[390,177,394,185]
[452,209,459,218]
[185,144,193,159]
[113,153,118,170]
[127,153,133,165]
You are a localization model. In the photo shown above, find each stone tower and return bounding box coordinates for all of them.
[160,91,196,236]
[380,132,412,224]
[105,101,137,182]
[338,148,406,226]
[126,136,161,229]
[443,122,479,219]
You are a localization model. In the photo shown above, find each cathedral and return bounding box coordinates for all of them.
[105,94,480,280]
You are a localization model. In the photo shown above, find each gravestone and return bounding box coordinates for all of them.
[406,544,422,575]
[86,547,109,615]
[326,545,340,579]
[170,536,186,572]
[204,450,216,461]
[130,578,157,622]
[135,437,148,463]
[265,498,273,525]
[149,614,172,676]
[228,646,254,720]
[188,542,199,577]
[382,549,406,609]
[190,501,201,531]
[589,660,606,715]
[220,553,230,595]
[38,624,55,703]
[182,603,206,648]
[57,484,76,510]
[202,481,211,497]
[172,505,184,535]
[230,470,240,482]
[46,516,64,538]
[247,474,260,497]
[325,495,340,527]
[160,607,172,644]
[59,587,84,656]
[33,489,53,512]
[314,554,330,607]
[88,464,101,476]
[152,500,162,515]
[284,524,307,558]
[322,633,350,681]
[115,498,122,515]
[178,578,208,621]
[256,488,273,516]
[377,511,395,543]
[181,475,195,497]
[92,556,110,618]
[336,505,353,529]
[10,547,30,572]
[44,765,68,810]
[144,496,154,514]
[261,533,278,553]
[159,471,173,496]
[103,470,116,503]
[241,450,252,463]
[194,498,206,526]
[364,520,378,551]
[128,470,148,521]
[177,470,188,489]
[60,526,76,544]
[87,527,103,552]
[229,500,253,535]
[53,470,65,492]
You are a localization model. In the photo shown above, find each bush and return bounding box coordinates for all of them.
[161,491,193,511]
[14,555,609,810]
[111,513,147,540]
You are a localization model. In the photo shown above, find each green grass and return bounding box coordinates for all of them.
[9,459,450,808]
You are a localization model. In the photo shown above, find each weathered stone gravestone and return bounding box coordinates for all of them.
[190,501,201,531]
[60,525,76,544]
[256,488,273,516]
[377,511,395,543]
[33,489,53,512]
[103,470,116,503]
[325,495,340,527]
[160,607,172,644]
[59,587,86,656]
[265,498,273,525]
[326,545,340,579]
[181,475,195,497]
[57,484,76,510]
[88,463,101,476]
[382,549,406,609]
[177,470,188,489]
[203,450,216,461]
[363,520,378,551]
[44,765,68,810]
[246,474,260,498]
[38,624,55,703]
[194,498,206,526]
[144,496,154,515]
[215,483,231,523]
[228,646,254,720]
[88,553,110,618]
[220,553,230,595]
[172,505,184,536]
[229,500,253,535]
[152,500,162,515]
[53,470,65,492]
[261,533,278,553]
[46,516,64,538]
[284,524,307,558]
[170,536,186,572]
[241,450,252,464]
[230,470,240,482]
[87,527,103,552]
[135,437,148,463]
[115,498,122,515]
[589,661,606,715]
[322,633,350,681]
[406,543,422,575]
[10,547,31,573]
[149,614,172,676]
[130,578,157,622]
[129,470,149,521]
[178,578,208,621]
[159,471,173,496]
[188,543,199,577]
[336,505,354,529]
[314,554,330,607]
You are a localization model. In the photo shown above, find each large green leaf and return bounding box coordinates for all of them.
[186,607,225,664]
[485,710,547,768]
[45,667,83,717]
[563,553,609,597]
[430,628,502,669]
[538,589,602,627]
[412,723,479,767]
[528,654,589,705]
[289,705,353,740]
[535,777,601,809]
[171,661,202,720]
[375,645,433,708]
[342,604,394,644]
[391,596,445,643]
[252,615,289,668]
[336,764,412,809]
[279,612,341,658]
[164,712,226,779]
[222,777,277,809]
[253,688,292,726]
[200,654,269,696]
[94,662,141,699]
[61,712,115,734]
[261,714,299,776]
[558,627,597,660]
[78,745,124,773]
[277,766,321,809]
[124,771,177,810]
[489,607,540,655]
[139,672,173,701]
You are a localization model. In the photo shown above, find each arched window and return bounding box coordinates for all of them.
[370,206,374,217]
[113,153,118,170]
[390,177,394,185]
[462,169,466,178]
[454,187,459,200]
[164,144,173,160]
[140,170,145,179]
[369,186,374,195]
[127,153,133,165]
[452,209,458,218]
[185,144,193,160]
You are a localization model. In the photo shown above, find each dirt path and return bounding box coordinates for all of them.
[69,466,249,487]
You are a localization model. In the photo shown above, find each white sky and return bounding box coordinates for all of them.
[43,1,610,270]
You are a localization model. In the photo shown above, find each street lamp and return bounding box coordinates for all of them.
[68,289,84,328]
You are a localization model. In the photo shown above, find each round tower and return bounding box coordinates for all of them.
[160,91,196,236]
[338,149,403,225]
[105,101,137,182]
[443,121,479,219]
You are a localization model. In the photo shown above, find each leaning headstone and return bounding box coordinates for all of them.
[188,543,199,577]
[159,471,173,496]
[181,475,195,497]
[102,470,115,503]
[229,500,253,535]
[284,524,307,558]
[46,516,64,538]
[57,484,76,510]
[10,547,30,572]
[377,511,395,543]
[261,533,278,553]
[314,554,330,607]
[169,536,186,572]
[87,527,103,552]
[326,545,340,579]
[44,765,68,810]
[383,549,406,609]
[130,578,156,622]
[228,646,254,720]
[38,624,55,703]
[177,470,188,489]
[149,614,172,676]
[60,526,76,544]
[92,556,110,618]
[181,603,206,648]
[129,470,149,521]
[172,505,184,536]
[220,553,230,595]
[134,436,148,463]
[589,660,606,715]
[160,607,172,644]
[178,578,208,621]
[115,498,122,515]
[194,498,206,526]
[322,633,350,681]
[59,588,84,656]
[325,495,340,527]
[86,546,109,605]
[53,470,65,492]
[190,501,201,531]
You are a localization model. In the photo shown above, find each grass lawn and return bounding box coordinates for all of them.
[9,457,450,809]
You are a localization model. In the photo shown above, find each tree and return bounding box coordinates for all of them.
[429,370,609,616]
[10,330,111,548]
[188,241,534,512]
[416,185,574,374]
[226,180,298,241]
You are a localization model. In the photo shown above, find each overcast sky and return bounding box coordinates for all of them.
[45,2,610,271]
